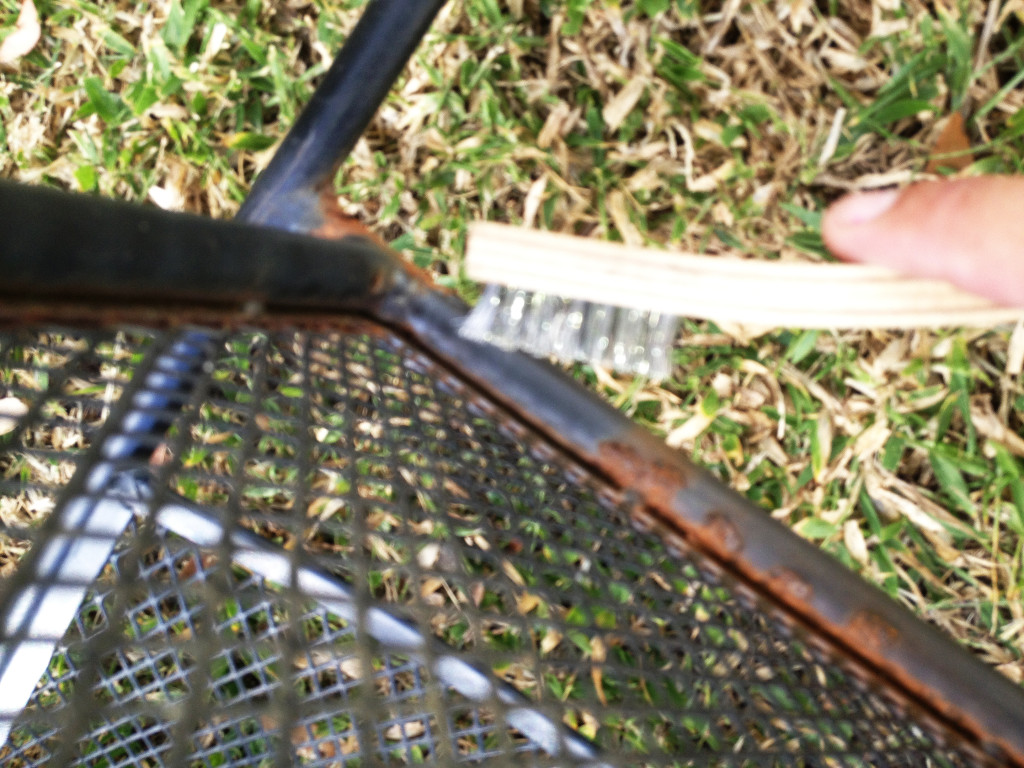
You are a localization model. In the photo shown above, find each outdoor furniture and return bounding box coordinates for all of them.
[1,2,1022,765]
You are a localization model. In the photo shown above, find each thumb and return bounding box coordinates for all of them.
[821,177,1024,308]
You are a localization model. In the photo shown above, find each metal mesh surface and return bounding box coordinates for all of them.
[0,322,982,766]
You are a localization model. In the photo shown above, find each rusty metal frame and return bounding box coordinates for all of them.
[1,0,1023,764]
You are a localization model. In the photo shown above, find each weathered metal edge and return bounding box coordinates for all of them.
[373,278,1024,767]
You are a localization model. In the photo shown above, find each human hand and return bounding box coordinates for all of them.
[821,177,1024,308]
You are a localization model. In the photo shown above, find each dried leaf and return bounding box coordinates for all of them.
[147,103,189,120]
[442,477,469,498]
[997,663,1023,684]
[537,102,570,149]
[688,159,735,193]
[607,190,643,246]
[666,411,714,448]
[522,174,546,228]
[779,0,814,33]
[819,50,869,73]
[339,657,363,680]
[516,591,541,614]
[812,414,833,482]
[843,520,869,567]
[539,628,562,655]
[591,664,607,705]
[1007,320,1024,376]
[602,76,646,133]
[817,107,846,167]
[308,496,346,521]
[0,396,28,435]
[501,558,525,586]
[852,419,890,461]
[925,113,973,174]
[416,542,441,568]
[420,576,447,598]
[148,185,186,211]
[384,721,425,741]
[0,0,40,67]
[465,581,483,607]
[971,398,1024,457]
[864,470,954,540]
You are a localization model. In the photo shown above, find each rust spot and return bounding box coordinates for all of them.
[704,511,743,556]
[366,267,389,296]
[766,567,813,602]
[176,553,218,581]
[598,440,694,512]
[313,187,388,246]
[501,537,524,555]
[847,609,900,654]
[312,187,450,294]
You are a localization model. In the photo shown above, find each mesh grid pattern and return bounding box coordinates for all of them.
[0,329,155,572]
[9,528,521,768]
[0,323,981,766]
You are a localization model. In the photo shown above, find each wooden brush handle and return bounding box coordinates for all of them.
[466,222,1024,329]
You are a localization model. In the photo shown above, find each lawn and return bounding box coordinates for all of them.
[1,0,1023,687]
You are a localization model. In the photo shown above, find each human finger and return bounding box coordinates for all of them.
[821,177,1024,307]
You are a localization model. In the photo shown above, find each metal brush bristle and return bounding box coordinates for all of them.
[460,285,678,380]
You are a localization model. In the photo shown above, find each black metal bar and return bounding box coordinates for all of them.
[376,286,1024,767]
[0,181,407,314]
[237,0,447,232]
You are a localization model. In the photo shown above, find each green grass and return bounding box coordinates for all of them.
[2,0,1024,682]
